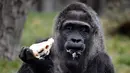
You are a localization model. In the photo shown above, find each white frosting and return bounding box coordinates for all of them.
[29,38,54,58]
[72,52,76,58]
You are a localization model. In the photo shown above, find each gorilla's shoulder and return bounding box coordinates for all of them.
[90,52,112,65]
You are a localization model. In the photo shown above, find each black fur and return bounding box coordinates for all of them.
[17,2,114,73]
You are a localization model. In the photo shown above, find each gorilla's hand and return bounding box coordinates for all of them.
[19,38,54,64]
[19,47,36,64]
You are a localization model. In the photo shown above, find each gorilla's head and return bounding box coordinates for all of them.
[53,2,104,61]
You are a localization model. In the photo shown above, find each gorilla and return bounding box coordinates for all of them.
[17,2,114,73]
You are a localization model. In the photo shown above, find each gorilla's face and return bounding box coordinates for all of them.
[58,20,92,60]
[55,10,93,60]
[62,20,91,59]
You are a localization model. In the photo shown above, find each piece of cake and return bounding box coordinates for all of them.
[29,38,54,59]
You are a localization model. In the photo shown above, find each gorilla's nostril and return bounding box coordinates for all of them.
[77,39,81,42]
[71,39,81,43]
[71,39,76,42]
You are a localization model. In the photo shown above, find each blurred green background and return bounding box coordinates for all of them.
[0,11,130,73]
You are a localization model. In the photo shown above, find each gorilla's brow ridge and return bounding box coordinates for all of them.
[63,20,91,28]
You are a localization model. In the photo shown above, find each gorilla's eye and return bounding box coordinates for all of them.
[80,26,90,33]
[65,25,73,31]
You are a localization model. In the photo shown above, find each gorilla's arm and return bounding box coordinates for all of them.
[18,47,53,73]
[17,63,34,73]
[86,53,114,73]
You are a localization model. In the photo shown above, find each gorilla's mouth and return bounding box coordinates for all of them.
[65,43,85,59]
[66,49,83,58]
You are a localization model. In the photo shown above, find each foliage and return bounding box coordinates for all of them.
[0,59,21,73]
[21,12,57,46]
[106,35,130,73]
